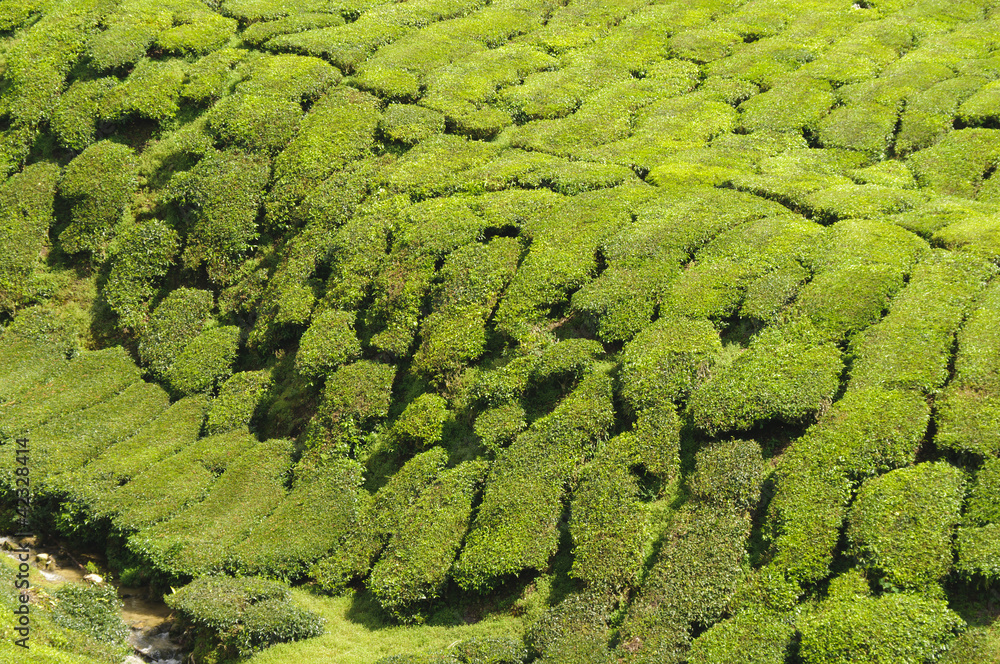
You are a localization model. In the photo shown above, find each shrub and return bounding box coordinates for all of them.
[165,576,323,657]
[100,58,186,123]
[295,309,361,380]
[850,250,994,393]
[138,287,214,379]
[102,218,181,329]
[167,149,271,284]
[205,369,273,435]
[412,238,521,378]
[617,503,750,663]
[940,624,1000,664]
[689,320,843,435]
[391,394,450,450]
[0,162,60,313]
[57,141,138,260]
[798,593,963,664]
[86,0,172,70]
[964,456,1000,527]
[51,78,118,151]
[165,325,240,396]
[805,184,926,223]
[381,133,503,200]
[452,636,527,664]
[0,346,142,444]
[380,103,446,144]
[568,456,648,589]
[132,437,295,576]
[156,13,238,55]
[473,403,526,453]
[230,458,366,579]
[895,76,985,156]
[304,360,397,456]
[454,371,614,591]
[847,462,966,590]
[26,381,169,486]
[369,460,488,621]
[955,524,1000,581]
[956,79,1000,126]
[619,317,722,413]
[50,584,129,659]
[688,439,765,512]
[817,102,899,159]
[607,404,682,482]
[206,93,302,154]
[241,13,345,48]
[527,591,615,663]
[181,48,248,104]
[686,609,795,664]
[738,75,836,134]
[105,428,256,530]
[908,128,1000,199]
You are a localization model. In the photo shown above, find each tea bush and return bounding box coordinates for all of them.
[102,218,181,329]
[205,369,273,435]
[295,309,362,380]
[138,287,214,379]
[165,325,240,396]
[688,438,766,512]
[51,78,118,151]
[100,58,186,123]
[0,163,60,314]
[686,609,795,664]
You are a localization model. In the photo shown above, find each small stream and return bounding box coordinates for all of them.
[1,536,186,664]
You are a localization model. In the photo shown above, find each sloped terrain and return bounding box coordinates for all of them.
[1,0,1000,662]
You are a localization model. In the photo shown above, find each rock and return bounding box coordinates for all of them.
[83,573,104,584]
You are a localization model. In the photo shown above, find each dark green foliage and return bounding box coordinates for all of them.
[617,503,750,663]
[0,346,142,443]
[167,149,271,284]
[964,456,1000,527]
[103,218,181,329]
[230,458,366,579]
[527,591,614,664]
[165,576,323,657]
[847,462,965,590]
[413,237,521,378]
[798,593,963,664]
[26,381,169,485]
[369,460,488,620]
[58,141,138,259]
[380,103,446,144]
[850,250,994,393]
[686,609,795,664]
[206,93,302,154]
[304,360,397,456]
[0,162,60,313]
[455,371,614,591]
[51,78,118,151]
[165,325,240,396]
[619,317,722,413]
[689,320,843,434]
[473,403,526,453]
[955,523,1000,581]
[391,393,450,450]
[688,439,765,512]
[295,309,361,380]
[205,369,273,435]
[86,1,172,71]
[452,636,527,664]
[50,584,129,658]
[133,437,294,576]
[182,48,248,104]
[100,58,186,123]
[607,404,682,482]
[138,287,214,379]
[568,454,647,590]
[940,624,1000,664]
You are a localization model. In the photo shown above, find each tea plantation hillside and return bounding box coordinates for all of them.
[1,0,1000,661]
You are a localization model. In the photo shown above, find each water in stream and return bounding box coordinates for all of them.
[1,536,186,664]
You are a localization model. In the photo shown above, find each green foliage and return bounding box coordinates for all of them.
[0,162,60,313]
[133,437,294,576]
[102,218,180,329]
[850,250,994,393]
[739,76,836,134]
[527,591,614,664]
[686,609,795,664]
[205,369,273,435]
[940,624,1000,664]
[305,360,397,456]
[295,309,362,380]
[101,58,186,123]
[619,317,722,413]
[231,458,366,579]
[165,576,324,657]
[51,78,118,151]
[689,320,842,434]
[50,584,129,660]
[241,13,346,48]
[156,12,238,56]
[369,461,488,621]
[847,462,966,590]
[908,128,1000,198]
[688,439,765,512]
[798,593,963,664]
[452,636,527,664]
[169,148,270,283]
[455,370,614,591]
[380,103,446,144]
[138,286,214,379]
[182,47,248,103]
[58,141,138,259]
[964,456,1000,527]
[391,393,450,450]
[617,503,750,663]
[165,325,240,396]
[473,403,526,454]
[955,523,1000,581]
